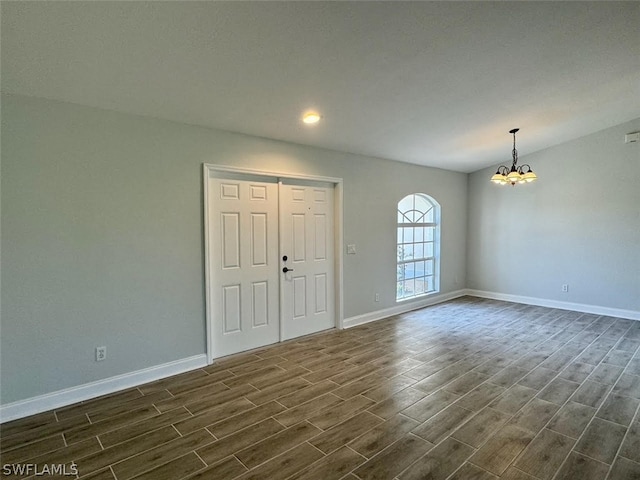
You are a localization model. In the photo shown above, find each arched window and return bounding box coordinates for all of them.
[397,193,440,301]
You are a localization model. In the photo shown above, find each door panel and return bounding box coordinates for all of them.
[315,274,327,313]
[252,282,268,327]
[221,213,240,268]
[314,214,327,260]
[222,285,241,333]
[280,181,335,340]
[209,174,280,357]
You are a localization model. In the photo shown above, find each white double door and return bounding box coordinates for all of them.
[208,173,335,358]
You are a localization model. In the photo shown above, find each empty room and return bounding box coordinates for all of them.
[1,2,639,480]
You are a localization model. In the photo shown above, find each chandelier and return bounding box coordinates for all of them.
[491,128,537,186]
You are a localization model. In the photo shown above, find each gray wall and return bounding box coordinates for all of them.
[467,118,640,312]
[0,94,468,404]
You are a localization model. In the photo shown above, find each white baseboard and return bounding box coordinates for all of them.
[0,354,208,424]
[466,289,640,321]
[343,289,468,329]
[343,288,639,330]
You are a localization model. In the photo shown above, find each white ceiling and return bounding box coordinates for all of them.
[2,1,639,172]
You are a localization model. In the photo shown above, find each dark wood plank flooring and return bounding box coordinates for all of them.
[1,297,639,479]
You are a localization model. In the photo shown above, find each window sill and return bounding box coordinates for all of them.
[396,290,439,303]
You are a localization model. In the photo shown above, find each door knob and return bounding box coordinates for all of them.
[282,267,294,273]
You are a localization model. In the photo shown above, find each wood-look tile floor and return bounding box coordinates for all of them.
[2,297,640,480]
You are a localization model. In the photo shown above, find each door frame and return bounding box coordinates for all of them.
[203,163,344,364]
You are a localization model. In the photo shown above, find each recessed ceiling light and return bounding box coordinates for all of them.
[302,111,321,124]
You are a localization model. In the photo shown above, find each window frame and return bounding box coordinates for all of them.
[396,193,441,301]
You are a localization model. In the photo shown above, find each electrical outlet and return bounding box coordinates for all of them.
[562,284,569,293]
[96,346,107,362]
[375,293,380,302]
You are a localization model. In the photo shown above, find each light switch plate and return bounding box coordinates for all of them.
[347,244,356,254]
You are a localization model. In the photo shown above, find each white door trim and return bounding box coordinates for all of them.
[203,163,344,364]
